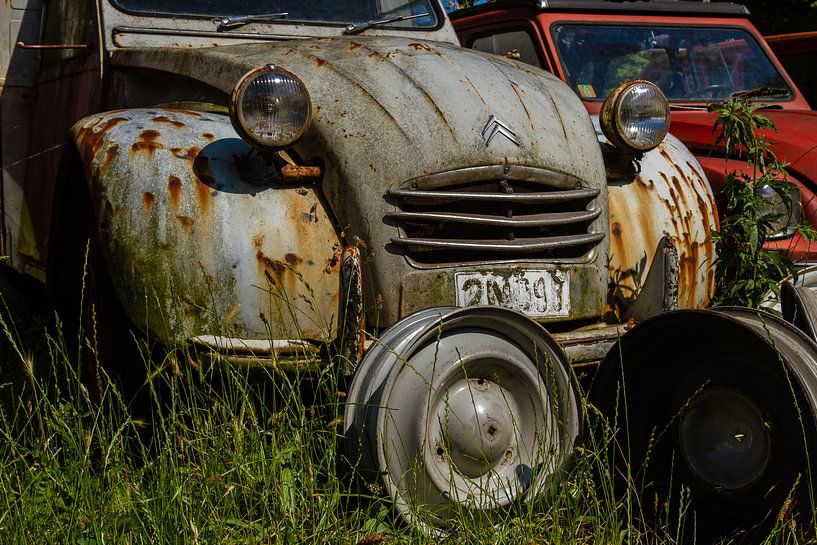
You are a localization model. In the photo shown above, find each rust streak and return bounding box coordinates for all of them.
[102,144,119,169]
[142,191,156,213]
[168,175,183,207]
[153,115,186,129]
[194,177,212,213]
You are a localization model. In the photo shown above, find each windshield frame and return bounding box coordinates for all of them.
[107,0,445,33]
[548,20,795,104]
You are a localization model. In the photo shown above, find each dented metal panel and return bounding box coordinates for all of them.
[604,130,718,317]
[72,108,341,343]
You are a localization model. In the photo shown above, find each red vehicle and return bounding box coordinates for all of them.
[766,31,817,109]
[452,0,817,263]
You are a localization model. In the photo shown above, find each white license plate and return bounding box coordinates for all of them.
[455,270,569,317]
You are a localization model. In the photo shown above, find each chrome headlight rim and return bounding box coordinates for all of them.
[600,80,670,153]
[229,64,313,151]
[763,183,803,240]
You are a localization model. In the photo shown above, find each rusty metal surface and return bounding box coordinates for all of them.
[110,37,608,326]
[604,126,718,318]
[72,108,342,343]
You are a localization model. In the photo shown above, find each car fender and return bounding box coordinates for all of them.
[603,129,719,316]
[71,108,342,344]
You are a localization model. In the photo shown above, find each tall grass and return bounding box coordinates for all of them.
[0,300,810,544]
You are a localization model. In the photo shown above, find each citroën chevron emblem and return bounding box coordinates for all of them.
[481,114,519,147]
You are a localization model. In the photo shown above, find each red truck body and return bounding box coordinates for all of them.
[453,1,817,262]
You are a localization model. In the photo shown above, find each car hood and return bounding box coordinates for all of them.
[670,109,817,181]
[113,36,603,182]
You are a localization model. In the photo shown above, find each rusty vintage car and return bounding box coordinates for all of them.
[3,0,817,536]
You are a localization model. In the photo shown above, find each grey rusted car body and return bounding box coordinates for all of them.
[0,0,714,362]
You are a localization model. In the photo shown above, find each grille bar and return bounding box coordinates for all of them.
[387,165,603,263]
[387,187,600,204]
[408,164,585,190]
[389,233,605,252]
[386,208,602,227]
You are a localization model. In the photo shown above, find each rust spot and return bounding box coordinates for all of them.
[407,42,441,56]
[99,117,129,134]
[202,133,215,141]
[77,118,128,164]
[140,129,160,140]
[285,253,302,266]
[168,176,183,207]
[153,115,186,129]
[131,129,163,155]
[256,250,286,275]
[177,215,194,230]
[143,191,156,213]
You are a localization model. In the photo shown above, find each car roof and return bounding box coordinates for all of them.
[449,0,750,19]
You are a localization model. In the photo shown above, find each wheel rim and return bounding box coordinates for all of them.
[679,388,773,492]
[344,307,579,529]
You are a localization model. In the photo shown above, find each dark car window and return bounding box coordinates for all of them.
[111,0,440,28]
[471,29,542,67]
[775,51,817,108]
[551,24,791,102]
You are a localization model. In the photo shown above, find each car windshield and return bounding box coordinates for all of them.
[112,0,440,28]
[552,24,791,102]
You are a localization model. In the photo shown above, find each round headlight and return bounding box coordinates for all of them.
[600,80,670,153]
[230,65,312,150]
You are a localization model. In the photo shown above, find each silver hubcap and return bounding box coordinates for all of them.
[343,307,579,528]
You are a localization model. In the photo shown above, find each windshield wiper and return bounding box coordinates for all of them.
[217,13,288,32]
[731,87,790,100]
[343,12,429,36]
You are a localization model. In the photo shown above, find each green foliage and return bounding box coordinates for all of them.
[710,97,817,308]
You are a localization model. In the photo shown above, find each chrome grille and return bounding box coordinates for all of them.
[386,165,603,264]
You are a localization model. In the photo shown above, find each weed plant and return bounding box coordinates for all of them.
[710,97,817,308]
